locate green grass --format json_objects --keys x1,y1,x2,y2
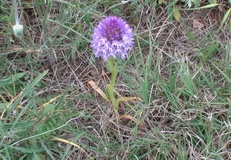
[{"x1": 0, "y1": 0, "x2": 231, "y2": 159}]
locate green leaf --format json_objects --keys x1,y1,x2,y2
[
  {"x1": 173, "y1": 7, "x2": 181, "y2": 21},
  {"x1": 2, "y1": 121, "x2": 35, "y2": 130},
  {"x1": 167, "y1": 4, "x2": 173, "y2": 22},
  {"x1": 219, "y1": 8, "x2": 231, "y2": 30},
  {"x1": 83, "y1": 13, "x2": 91, "y2": 26},
  {"x1": 40, "y1": 140, "x2": 56, "y2": 160},
  {"x1": 0, "y1": 102, "x2": 10, "y2": 111},
  {"x1": 0, "y1": 72, "x2": 26, "y2": 88},
  {"x1": 192, "y1": 3, "x2": 218, "y2": 9},
  {"x1": 158, "y1": 0, "x2": 164, "y2": 5},
  {"x1": 42, "y1": 104, "x2": 56, "y2": 115},
  {"x1": 9, "y1": 146, "x2": 43, "y2": 154},
  {"x1": 200, "y1": 3, "x2": 219, "y2": 9},
  {"x1": 212, "y1": 63, "x2": 231, "y2": 83},
  {"x1": 6, "y1": 70, "x2": 48, "y2": 130}
]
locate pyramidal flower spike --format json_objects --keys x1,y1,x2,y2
[
  {"x1": 91, "y1": 16, "x2": 134, "y2": 61},
  {"x1": 91, "y1": 16, "x2": 134, "y2": 110}
]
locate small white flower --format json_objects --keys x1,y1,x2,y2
[{"x1": 13, "y1": 24, "x2": 23, "y2": 37}]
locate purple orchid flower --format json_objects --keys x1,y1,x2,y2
[{"x1": 91, "y1": 16, "x2": 134, "y2": 61}]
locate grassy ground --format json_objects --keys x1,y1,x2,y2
[{"x1": 0, "y1": 0, "x2": 231, "y2": 159}]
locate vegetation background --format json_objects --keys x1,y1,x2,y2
[{"x1": 0, "y1": 0, "x2": 231, "y2": 159}]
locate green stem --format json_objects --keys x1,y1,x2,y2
[{"x1": 106, "y1": 58, "x2": 118, "y2": 109}]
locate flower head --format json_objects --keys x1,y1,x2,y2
[
  {"x1": 13, "y1": 24, "x2": 23, "y2": 37},
  {"x1": 91, "y1": 16, "x2": 134, "y2": 61}
]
